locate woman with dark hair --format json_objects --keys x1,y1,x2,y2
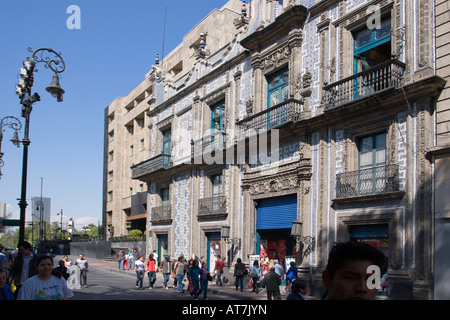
[{"x1": 17, "y1": 255, "x2": 73, "y2": 300}]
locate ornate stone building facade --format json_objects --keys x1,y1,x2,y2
[{"x1": 103, "y1": 0, "x2": 447, "y2": 299}]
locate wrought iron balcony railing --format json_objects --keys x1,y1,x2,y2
[
  {"x1": 151, "y1": 204, "x2": 172, "y2": 223},
  {"x1": 198, "y1": 196, "x2": 227, "y2": 218},
  {"x1": 236, "y1": 99, "x2": 302, "y2": 138},
  {"x1": 335, "y1": 164, "x2": 399, "y2": 198},
  {"x1": 323, "y1": 59, "x2": 406, "y2": 110},
  {"x1": 131, "y1": 153, "x2": 172, "y2": 179}
]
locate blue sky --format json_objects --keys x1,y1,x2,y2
[{"x1": 0, "y1": 0, "x2": 230, "y2": 231}]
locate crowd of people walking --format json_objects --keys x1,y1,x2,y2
[{"x1": 1, "y1": 240, "x2": 387, "y2": 300}]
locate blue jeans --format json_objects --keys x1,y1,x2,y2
[
  {"x1": 163, "y1": 273, "x2": 170, "y2": 288},
  {"x1": 235, "y1": 276, "x2": 244, "y2": 291},
  {"x1": 191, "y1": 279, "x2": 199, "y2": 299},
  {"x1": 148, "y1": 271, "x2": 156, "y2": 288},
  {"x1": 176, "y1": 274, "x2": 184, "y2": 292},
  {"x1": 199, "y1": 279, "x2": 208, "y2": 299},
  {"x1": 118, "y1": 259, "x2": 123, "y2": 270}
]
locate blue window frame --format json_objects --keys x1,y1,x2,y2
[
  {"x1": 210, "y1": 101, "x2": 225, "y2": 149},
  {"x1": 353, "y1": 18, "x2": 391, "y2": 74},
  {"x1": 162, "y1": 129, "x2": 171, "y2": 168},
  {"x1": 267, "y1": 68, "x2": 289, "y2": 129}
]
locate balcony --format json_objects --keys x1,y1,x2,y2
[
  {"x1": 151, "y1": 205, "x2": 172, "y2": 224},
  {"x1": 236, "y1": 99, "x2": 302, "y2": 138},
  {"x1": 335, "y1": 164, "x2": 401, "y2": 201},
  {"x1": 323, "y1": 59, "x2": 406, "y2": 110},
  {"x1": 131, "y1": 154, "x2": 172, "y2": 179},
  {"x1": 198, "y1": 196, "x2": 227, "y2": 220}
]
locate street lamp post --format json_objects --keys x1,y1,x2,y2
[
  {"x1": 16, "y1": 47, "x2": 66, "y2": 243},
  {"x1": 0, "y1": 116, "x2": 22, "y2": 178}
]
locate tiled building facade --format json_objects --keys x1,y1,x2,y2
[{"x1": 103, "y1": 0, "x2": 447, "y2": 299}]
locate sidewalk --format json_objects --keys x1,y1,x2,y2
[{"x1": 61, "y1": 254, "x2": 292, "y2": 300}]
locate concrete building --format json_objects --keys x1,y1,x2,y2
[
  {"x1": 431, "y1": 0, "x2": 450, "y2": 300},
  {"x1": 103, "y1": 0, "x2": 447, "y2": 299}
]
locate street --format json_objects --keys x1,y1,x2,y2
[{"x1": 62, "y1": 255, "x2": 283, "y2": 301}]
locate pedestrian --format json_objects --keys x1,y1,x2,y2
[
  {"x1": 75, "y1": 254, "x2": 89, "y2": 288},
  {"x1": 198, "y1": 261, "x2": 210, "y2": 300},
  {"x1": 63, "y1": 255, "x2": 72, "y2": 267},
  {"x1": 159, "y1": 255, "x2": 172, "y2": 289},
  {"x1": 132, "y1": 249, "x2": 139, "y2": 270},
  {"x1": 135, "y1": 255, "x2": 145, "y2": 290},
  {"x1": 250, "y1": 260, "x2": 262, "y2": 294},
  {"x1": 152, "y1": 250, "x2": 158, "y2": 264},
  {"x1": 116, "y1": 249, "x2": 125, "y2": 270},
  {"x1": 213, "y1": 255, "x2": 225, "y2": 286},
  {"x1": 188, "y1": 259, "x2": 200, "y2": 300},
  {"x1": 0, "y1": 267, "x2": 14, "y2": 300},
  {"x1": 286, "y1": 278, "x2": 309, "y2": 300},
  {"x1": 321, "y1": 241, "x2": 385, "y2": 300},
  {"x1": 55, "y1": 260, "x2": 70, "y2": 280},
  {"x1": 17, "y1": 254, "x2": 73, "y2": 300},
  {"x1": 0, "y1": 247, "x2": 6, "y2": 268},
  {"x1": 123, "y1": 250, "x2": 129, "y2": 270},
  {"x1": 174, "y1": 256, "x2": 186, "y2": 293},
  {"x1": 262, "y1": 267, "x2": 282, "y2": 300},
  {"x1": 186, "y1": 259, "x2": 194, "y2": 294},
  {"x1": 9, "y1": 241, "x2": 37, "y2": 298},
  {"x1": 273, "y1": 259, "x2": 284, "y2": 283},
  {"x1": 233, "y1": 258, "x2": 247, "y2": 292},
  {"x1": 146, "y1": 253, "x2": 157, "y2": 289},
  {"x1": 285, "y1": 261, "x2": 298, "y2": 291}
]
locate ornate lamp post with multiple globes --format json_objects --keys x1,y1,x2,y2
[{"x1": 15, "y1": 47, "x2": 66, "y2": 243}]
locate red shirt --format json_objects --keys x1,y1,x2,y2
[{"x1": 146, "y1": 259, "x2": 157, "y2": 272}]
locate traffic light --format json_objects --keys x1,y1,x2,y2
[
  {"x1": 68, "y1": 218, "x2": 73, "y2": 240},
  {"x1": 16, "y1": 58, "x2": 35, "y2": 101}
]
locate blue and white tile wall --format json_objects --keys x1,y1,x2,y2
[{"x1": 174, "y1": 174, "x2": 191, "y2": 257}]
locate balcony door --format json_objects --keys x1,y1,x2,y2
[
  {"x1": 162, "y1": 129, "x2": 171, "y2": 168},
  {"x1": 267, "y1": 68, "x2": 289, "y2": 129},
  {"x1": 210, "y1": 101, "x2": 225, "y2": 150},
  {"x1": 358, "y1": 132, "x2": 387, "y2": 194},
  {"x1": 353, "y1": 18, "x2": 392, "y2": 98},
  {"x1": 211, "y1": 174, "x2": 222, "y2": 213}
]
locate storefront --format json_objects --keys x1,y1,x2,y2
[
  {"x1": 350, "y1": 223, "x2": 389, "y2": 296},
  {"x1": 206, "y1": 232, "x2": 221, "y2": 270},
  {"x1": 157, "y1": 234, "x2": 168, "y2": 264},
  {"x1": 256, "y1": 195, "x2": 297, "y2": 269}
]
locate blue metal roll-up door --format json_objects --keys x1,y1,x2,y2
[
  {"x1": 256, "y1": 195, "x2": 297, "y2": 230},
  {"x1": 350, "y1": 224, "x2": 388, "y2": 239}
]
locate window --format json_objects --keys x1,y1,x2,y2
[
  {"x1": 358, "y1": 132, "x2": 387, "y2": 194},
  {"x1": 108, "y1": 191, "x2": 113, "y2": 201},
  {"x1": 130, "y1": 145, "x2": 134, "y2": 157},
  {"x1": 267, "y1": 68, "x2": 289, "y2": 108},
  {"x1": 210, "y1": 101, "x2": 225, "y2": 149},
  {"x1": 211, "y1": 101, "x2": 225, "y2": 132},
  {"x1": 162, "y1": 129, "x2": 171, "y2": 168},
  {"x1": 211, "y1": 174, "x2": 222, "y2": 213},
  {"x1": 108, "y1": 131, "x2": 114, "y2": 142},
  {"x1": 161, "y1": 187, "x2": 170, "y2": 206},
  {"x1": 108, "y1": 171, "x2": 113, "y2": 181},
  {"x1": 109, "y1": 151, "x2": 114, "y2": 162},
  {"x1": 140, "y1": 139, "x2": 145, "y2": 151},
  {"x1": 353, "y1": 18, "x2": 391, "y2": 73},
  {"x1": 211, "y1": 174, "x2": 222, "y2": 196}
]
